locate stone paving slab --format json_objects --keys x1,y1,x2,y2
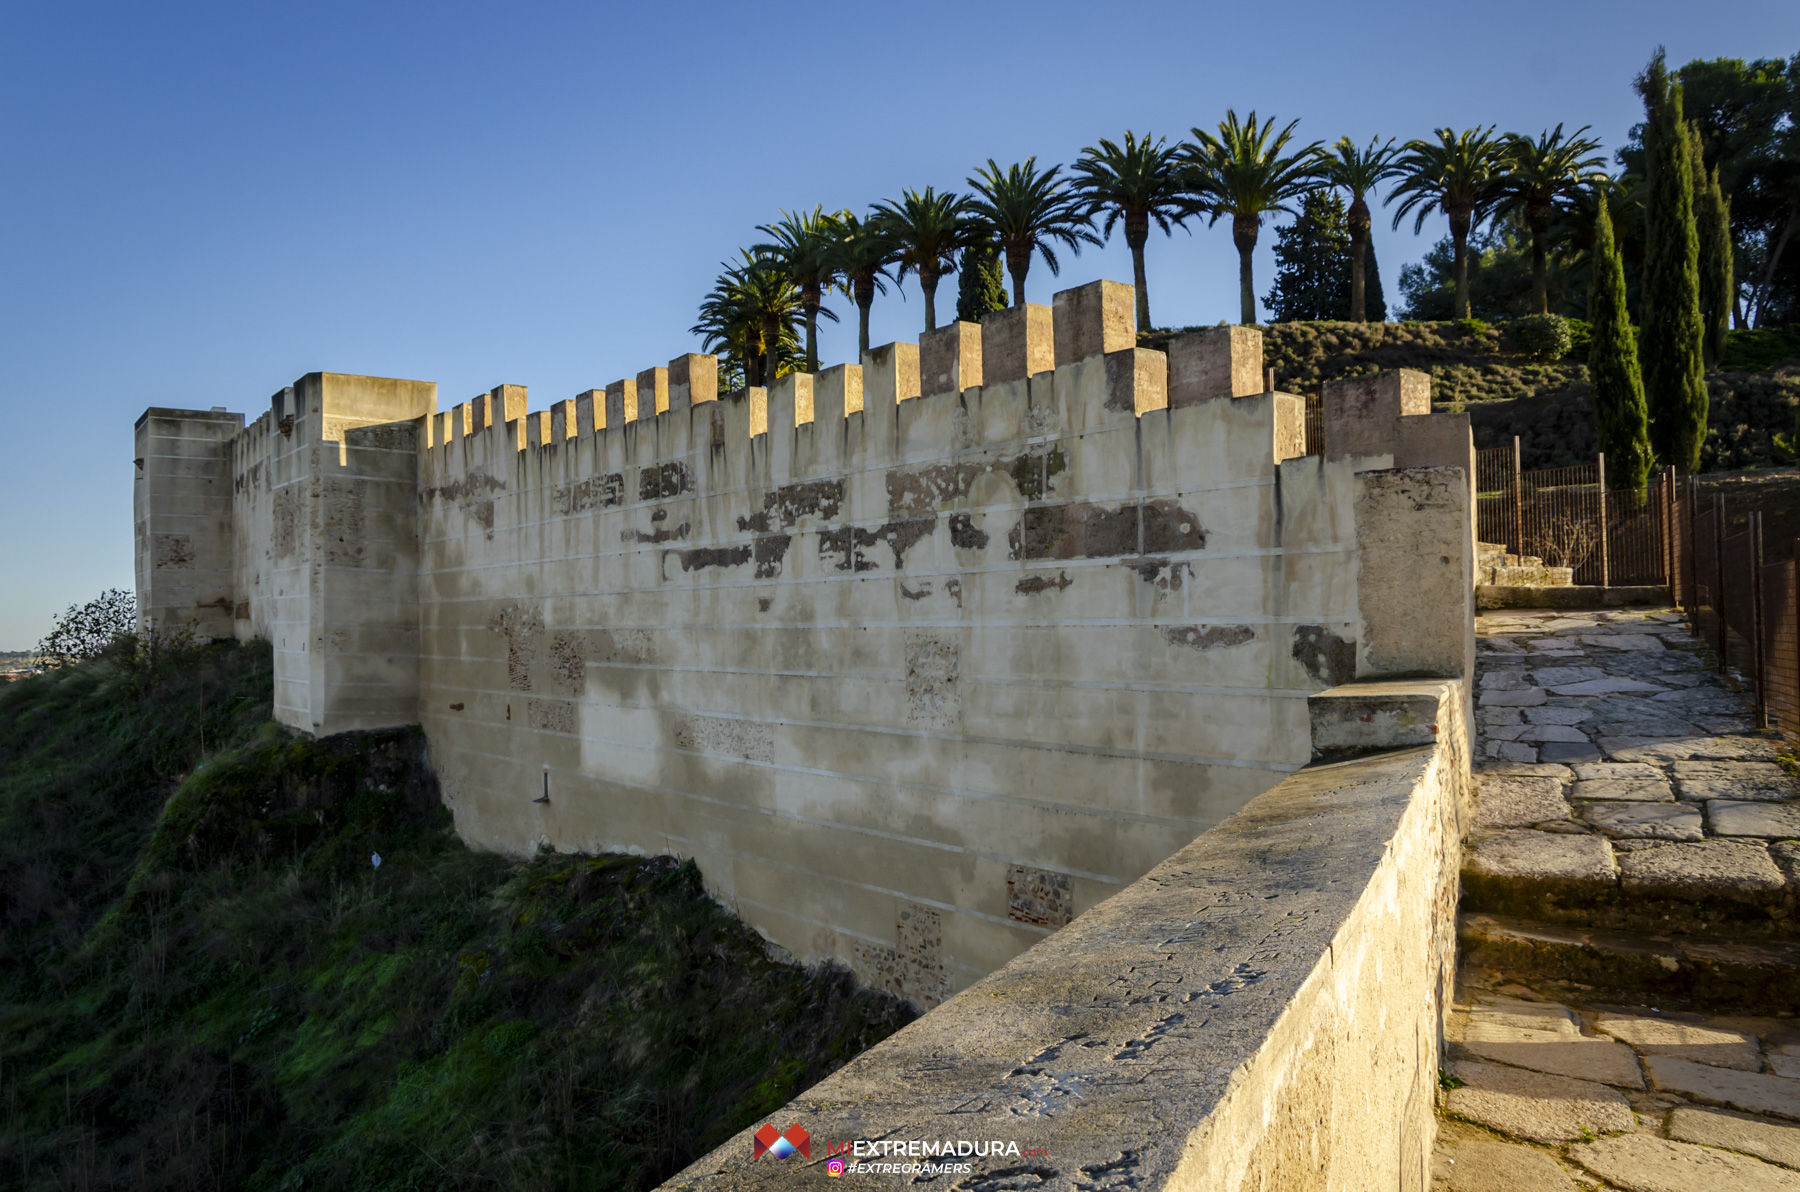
[
  {"x1": 1446, "y1": 1059, "x2": 1636, "y2": 1142},
  {"x1": 1573, "y1": 777, "x2": 1675, "y2": 801},
  {"x1": 1596, "y1": 1014, "x2": 1762, "y2": 1071},
  {"x1": 1669, "y1": 1106, "x2": 1800, "y2": 1168},
  {"x1": 1567, "y1": 1133, "x2": 1800, "y2": 1191},
  {"x1": 1582, "y1": 801, "x2": 1706, "y2": 841},
  {"x1": 1431, "y1": 1134, "x2": 1577, "y2": 1191},
  {"x1": 1646, "y1": 1054, "x2": 1800, "y2": 1118},
  {"x1": 1466, "y1": 831, "x2": 1618, "y2": 891},
  {"x1": 1617, "y1": 841, "x2": 1788, "y2": 903},
  {"x1": 1675, "y1": 762, "x2": 1799, "y2": 802},
  {"x1": 1476, "y1": 777, "x2": 1570, "y2": 829},
  {"x1": 1711, "y1": 801, "x2": 1800, "y2": 840}
]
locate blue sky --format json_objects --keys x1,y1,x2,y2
[{"x1": 2, "y1": 0, "x2": 1795, "y2": 650}]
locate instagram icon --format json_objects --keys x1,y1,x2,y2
[{"x1": 826, "y1": 1159, "x2": 846, "y2": 1177}]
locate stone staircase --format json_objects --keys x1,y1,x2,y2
[
  {"x1": 1476, "y1": 541, "x2": 1665, "y2": 610},
  {"x1": 1478, "y1": 541, "x2": 1575, "y2": 587}
]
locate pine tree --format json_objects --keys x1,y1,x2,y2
[
  {"x1": 955, "y1": 241, "x2": 1008, "y2": 323},
  {"x1": 1635, "y1": 51, "x2": 1709, "y2": 473},
  {"x1": 1690, "y1": 121, "x2": 1733, "y2": 369},
  {"x1": 1588, "y1": 200, "x2": 1653, "y2": 490},
  {"x1": 1264, "y1": 191, "x2": 1353, "y2": 322}
]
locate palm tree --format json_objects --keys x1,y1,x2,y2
[
  {"x1": 828, "y1": 212, "x2": 898, "y2": 358},
  {"x1": 872, "y1": 187, "x2": 970, "y2": 333},
  {"x1": 965, "y1": 158, "x2": 1098, "y2": 307},
  {"x1": 1389, "y1": 127, "x2": 1504, "y2": 320},
  {"x1": 1182, "y1": 110, "x2": 1322, "y2": 325},
  {"x1": 691, "y1": 251, "x2": 804, "y2": 389},
  {"x1": 1070, "y1": 132, "x2": 1188, "y2": 331},
  {"x1": 755, "y1": 207, "x2": 844, "y2": 373},
  {"x1": 1492, "y1": 125, "x2": 1607, "y2": 314},
  {"x1": 1316, "y1": 137, "x2": 1402, "y2": 322}
]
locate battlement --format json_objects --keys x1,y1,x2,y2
[{"x1": 134, "y1": 274, "x2": 1474, "y2": 1004}]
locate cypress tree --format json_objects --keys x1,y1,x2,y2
[
  {"x1": 1365, "y1": 234, "x2": 1388, "y2": 323},
  {"x1": 1588, "y1": 200, "x2": 1653, "y2": 490},
  {"x1": 1635, "y1": 51, "x2": 1709, "y2": 473},
  {"x1": 1690, "y1": 122, "x2": 1733, "y2": 370},
  {"x1": 955, "y1": 242, "x2": 1008, "y2": 323}
]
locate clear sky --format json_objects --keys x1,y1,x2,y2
[{"x1": 1, "y1": 0, "x2": 1795, "y2": 650}]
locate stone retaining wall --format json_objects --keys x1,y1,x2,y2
[{"x1": 664, "y1": 678, "x2": 1470, "y2": 1192}]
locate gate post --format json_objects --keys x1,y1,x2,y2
[
  {"x1": 1596, "y1": 453, "x2": 1610, "y2": 587},
  {"x1": 1511, "y1": 436, "x2": 1523, "y2": 556},
  {"x1": 1753, "y1": 511, "x2": 1767, "y2": 727},
  {"x1": 1717, "y1": 493, "x2": 1729, "y2": 673}
]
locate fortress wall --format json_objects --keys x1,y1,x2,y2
[
  {"x1": 408, "y1": 284, "x2": 1365, "y2": 1001},
  {"x1": 135, "y1": 406, "x2": 243, "y2": 638},
  {"x1": 135, "y1": 277, "x2": 1476, "y2": 1007}
]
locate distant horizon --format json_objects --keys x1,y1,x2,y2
[{"x1": 1, "y1": 0, "x2": 1795, "y2": 649}]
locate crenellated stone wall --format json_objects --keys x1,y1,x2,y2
[{"x1": 133, "y1": 278, "x2": 1475, "y2": 1006}]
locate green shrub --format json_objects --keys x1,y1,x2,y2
[
  {"x1": 1508, "y1": 314, "x2": 1574, "y2": 363},
  {"x1": 1564, "y1": 317, "x2": 1593, "y2": 359},
  {"x1": 1721, "y1": 327, "x2": 1800, "y2": 373},
  {"x1": 1455, "y1": 317, "x2": 1490, "y2": 339}
]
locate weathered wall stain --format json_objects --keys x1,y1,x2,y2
[
  {"x1": 819, "y1": 515, "x2": 937, "y2": 572},
  {"x1": 1292, "y1": 625, "x2": 1357, "y2": 687},
  {"x1": 753, "y1": 534, "x2": 791, "y2": 579},
  {"x1": 321, "y1": 479, "x2": 367, "y2": 566},
  {"x1": 638, "y1": 461, "x2": 695, "y2": 502},
  {"x1": 885, "y1": 449, "x2": 1066, "y2": 515},
  {"x1": 152, "y1": 533, "x2": 195, "y2": 569},
  {"x1": 1165, "y1": 624, "x2": 1256, "y2": 651},
  {"x1": 1127, "y1": 558, "x2": 1196, "y2": 591},
  {"x1": 527, "y1": 699, "x2": 575, "y2": 733},
  {"x1": 948, "y1": 514, "x2": 988, "y2": 550},
  {"x1": 552, "y1": 474, "x2": 625, "y2": 515},
  {"x1": 1016, "y1": 572, "x2": 1073, "y2": 595},
  {"x1": 1008, "y1": 500, "x2": 1204, "y2": 561},
  {"x1": 548, "y1": 631, "x2": 587, "y2": 695},
  {"x1": 738, "y1": 479, "x2": 844, "y2": 532},
  {"x1": 271, "y1": 489, "x2": 302, "y2": 560},
  {"x1": 425, "y1": 470, "x2": 505, "y2": 533},
  {"x1": 672, "y1": 545, "x2": 752, "y2": 573},
  {"x1": 899, "y1": 581, "x2": 933, "y2": 602},
  {"x1": 622, "y1": 522, "x2": 690, "y2": 545}
]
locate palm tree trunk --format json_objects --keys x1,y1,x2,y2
[
  {"x1": 1126, "y1": 215, "x2": 1150, "y2": 331},
  {"x1": 855, "y1": 275, "x2": 875, "y2": 357},
  {"x1": 1232, "y1": 213, "x2": 1260, "y2": 325},
  {"x1": 762, "y1": 312, "x2": 779, "y2": 390},
  {"x1": 1530, "y1": 215, "x2": 1550, "y2": 315},
  {"x1": 921, "y1": 266, "x2": 940, "y2": 333},
  {"x1": 1005, "y1": 242, "x2": 1031, "y2": 308},
  {"x1": 1450, "y1": 208, "x2": 1473, "y2": 320},
  {"x1": 802, "y1": 283, "x2": 821, "y2": 373},
  {"x1": 1348, "y1": 195, "x2": 1371, "y2": 323}
]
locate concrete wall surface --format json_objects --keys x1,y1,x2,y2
[{"x1": 662, "y1": 678, "x2": 1470, "y2": 1192}]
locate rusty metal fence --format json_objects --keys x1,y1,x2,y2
[
  {"x1": 1476, "y1": 438, "x2": 1673, "y2": 587},
  {"x1": 1671, "y1": 482, "x2": 1800, "y2": 735}
]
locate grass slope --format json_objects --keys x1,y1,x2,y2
[{"x1": 0, "y1": 641, "x2": 912, "y2": 1191}]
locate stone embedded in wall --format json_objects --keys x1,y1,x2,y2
[
  {"x1": 885, "y1": 448, "x2": 1067, "y2": 516},
  {"x1": 905, "y1": 632, "x2": 961, "y2": 729},
  {"x1": 1129, "y1": 558, "x2": 1195, "y2": 592},
  {"x1": 590, "y1": 628, "x2": 654, "y2": 665},
  {"x1": 152, "y1": 533, "x2": 196, "y2": 569},
  {"x1": 1293, "y1": 625, "x2": 1357, "y2": 688},
  {"x1": 548, "y1": 632, "x2": 586, "y2": 695},
  {"x1": 673, "y1": 714, "x2": 775, "y2": 763},
  {"x1": 321, "y1": 479, "x2": 367, "y2": 566},
  {"x1": 1016, "y1": 571, "x2": 1073, "y2": 595},
  {"x1": 488, "y1": 604, "x2": 542, "y2": 692},
  {"x1": 527, "y1": 699, "x2": 575, "y2": 733},
  {"x1": 1165, "y1": 625, "x2": 1255, "y2": 652},
  {"x1": 1007, "y1": 865, "x2": 1074, "y2": 928},
  {"x1": 552, "y1": 474, "x2": 625, "y2": 515},
  {"x1": 896, "y1": 902, "x2": 950, "y2": 1007},
  {"x1": 423, "y1": 470, "x2": 505, "y2": 535},
  {"x1": 948, "y1": 514, "x2": 988, "y2": 550}
]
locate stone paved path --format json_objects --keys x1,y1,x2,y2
[
  {"x1": 1435, "y1": 968, "x2": 1800, "y2": 1190},
  {"x1": 1468, "y1": 608, "x2": 1800, "y2": 901}
]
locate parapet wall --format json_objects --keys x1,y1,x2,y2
[
  {"x1": 665, "y1": 677, "x2": 1471, "y2": 1192},
  {"x1": 133, "y1": 278, "x2": 1476, "y2": 1005}
]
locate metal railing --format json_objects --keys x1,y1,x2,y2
[{"x1": 1476, "y1": 438, "x2": 1673, "y2": 587}]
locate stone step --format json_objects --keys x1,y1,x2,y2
[
  {"x1": 1459, "y1": 913, "x2": 1800, "y2": 1016},
  {"x1": 1478, "y1": 563, "x2": 1574, "y2": 587},
  {"x1": 1477, "y1": 584, "x2": 1672, "y2": 611}
]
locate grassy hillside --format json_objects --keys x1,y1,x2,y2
[{"x1": 0, "y1": 641, "x2": 911, "y2": 1191}]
